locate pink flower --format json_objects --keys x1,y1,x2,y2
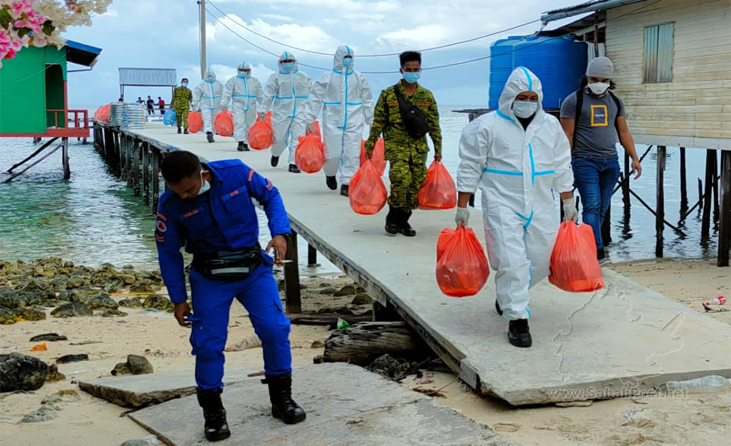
[{"x1": 9, "y1": 0, "x2": 33, "y2": 19}]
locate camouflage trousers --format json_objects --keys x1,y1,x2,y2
[
  {"x1": 174, "y1": 108, "x2": 189, "y2": 129},
  {"x1": 388, "y1": 153, "x2": 428, "y2": 211}
]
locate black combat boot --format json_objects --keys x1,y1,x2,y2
[
  {"x1": 271, "y1": 156, "x2": 280, "y2": 167},
  {"x1": 263, "y1": 373, "x2": 306, "y2": 424},
  {"x1": 206, "y1": 132, "x2": 215, "y2": 143},
  {"x1": 289, "y1": 164, "x2": 301, "y2": 174},
  {"x1": 237, "y1": 141, "x2": 246, "y2": 151},
  {"x1": 326, "y1": 176, "x2": 337, "y2": 190},
  {"x1": 398, "y1": 210, "x2": 416, "y2": 237},
  {"x1": 177, "y1": 126, "x2": 182, "y2": 134},
  {"x1": 340, "y1": 184, "x2": 349, "y2": 197},
  {"x1": 184, "y1": 128, "x2": 189, "y2": 134},
  {"x1": 508, "y1": 319, "x2": 532, "y2": 348},
  {"x1": 196, "y1": 388, "x2": 231, "y2": 442},
  {"x1": 385, "y1": 206, "x2": 399, "y2": 235}
]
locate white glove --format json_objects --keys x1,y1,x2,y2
[
  {"x1": 562, "y1": 198, "x2": 578, "y2": 222},
  {"x1": 306, "y1": 122, "x2": 314, "y2": 133},
  {"x1": 455, "y1": 207, "x2": 470, "y2": 227}
]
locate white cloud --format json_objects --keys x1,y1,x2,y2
[{"x1": 259, "y1": 13, "x2": 295, "y2": 22}]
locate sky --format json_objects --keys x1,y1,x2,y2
[{"x1": 62, "y1": 0, "x2": 587, "y2": 108}]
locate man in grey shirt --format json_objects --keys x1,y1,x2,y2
[{"x1": 560, "y1": 57, "x2": 642, "y2": 262}]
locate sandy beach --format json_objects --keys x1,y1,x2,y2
[{"x1": 1, "y1": 260, "x2": 729, "y2": 446}]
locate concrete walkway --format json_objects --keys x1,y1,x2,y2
[
  {"x1": 129, "y1": 363, "x2": 518, "y2": 446},
  {"x1": 125, "y1": 124, "x2": 731, "y2": 405}
]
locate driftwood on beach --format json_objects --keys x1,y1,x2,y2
[{"x1": 323, "y1": 321, "x2": 430, "y2": 366}]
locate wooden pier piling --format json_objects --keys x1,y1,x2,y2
[
  {"x1": 133, "y1": 139, "x2": 141, "y2": 197},
  {"x1": 702, "y1": 150, "x2": 714, "y2": 239},
  {"x1": 142, "y1": 143, "x2": 150, "y2": 206},
  {"x1": 719, "y1": 151, "x2": 731, "y2": 267},
  {"x1": 655, "y1": 146, "x2": 666, "y2": 258},
  {"x1": 151, "y1": 147, "x2": 160, "y2": 213},
  {"x1": 679, "y1": 147, "x2": 687, "y2": 215},
  {"x1": 308, "y1": 244, "x2": 318, "y2": 267},
  {"x1": 284, "y1": 231, "x2": 302, "y2": 314}
]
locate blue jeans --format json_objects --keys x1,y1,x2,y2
[
  {"x1": 572, "y1": 156, "x2": 620, "y2": 251},
  {"x1": 188, "y1": 260, "x2": 292, "y2": 390}
]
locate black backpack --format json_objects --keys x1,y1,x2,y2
[{"x1": 392, "y1": 84, "x2": 431, "y2": 139}]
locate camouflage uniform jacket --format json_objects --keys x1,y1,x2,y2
[
  {"x1": 365, "y1": 82, "x2": 442, "y2": 162},
  {"x1": 170, "y1": 86, "x2": 193, "y2": 111}
]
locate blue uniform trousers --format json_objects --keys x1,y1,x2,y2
[{"x1": 188, "y1": 260, "x2": 292, "y2": 390}]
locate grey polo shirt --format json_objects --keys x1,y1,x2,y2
[{"x1": 560, "y1": 89, "x2": 625, "y2": 159}]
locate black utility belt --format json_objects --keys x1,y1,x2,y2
[{"x1": 192, "y1": 244, "x2": 262, "y2": 281}]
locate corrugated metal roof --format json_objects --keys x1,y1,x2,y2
[
  {"x1": 65, "y1": 40, "x2": 102, "y2": 67},
  {"x1": 542, "y1": 0, "x2": 647, "y2": 23},
  {"x1": 118, "y1": 68, "x2": 177, "y2": 87}
]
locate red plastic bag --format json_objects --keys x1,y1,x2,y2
[
  {"x1": 418, "y1": 161, "x2": 457, "y2": 210},
  {"x1": 214, "y1": 110, "x2": 234, "y2": 137},
  {"x1": 248, "y1": 112, "x2": 274, "y2": 150},
  {"x1": 360, "y1": 139, "x2": 386, "y2": 176},
  {"x1": 188, "y1": 112, "x2": 204, "y2": 134},
  {"x1": 349, "y1": 160, "x2": 387, "y2": 215},
  {"x1": 295, "y1": 121, "x2": 325, "y2": 173},
  {"x1": 549, "y1": 222, "x2": 604, "y2": 292},
  {"x1": 436, "y1": 225, "x2": 490, "y2": 298}
]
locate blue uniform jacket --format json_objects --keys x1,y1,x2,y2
[{"x1": 155, "y1": 159, "x2": 290, "y2": 304}]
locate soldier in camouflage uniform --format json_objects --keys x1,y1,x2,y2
[
  {"x1": 365, "y1": 51, "x2": 442, "y2": 236},
  {"x1": 171, "y1": 78, "x2": 193, "y2": 134}
]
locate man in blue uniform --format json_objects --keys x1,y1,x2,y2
[{"x1": 155, "y1": 151, "x2": 306, "y2": 442}]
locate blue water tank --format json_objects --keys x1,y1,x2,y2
[{"x1": 489, "y1": 35, "x2": 588, "y2": 110}]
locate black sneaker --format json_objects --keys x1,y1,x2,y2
[
  {"x1": 184, "y1": 129, "x2": 189, "y2": 134},
  {"x1": 177, "y1": 127, "x2": 182, "y2": 134},
  {"x1": 508, "y1": 319, "x2": 532, "y2": 348},
  {"x1": 206, "y1": 132, "x2": 214, "y2": 143},
  {"x1": 271, "y1": 156, "x2": 280, "y2": 167},
  {"x1": 237, "y1": 141, "x2": 246, "y2": 152},
  {"x1": 242, "y1": 143, "x2": 250, "y2": 151},
  {"x1": 597, "y1": 248, "x2": 606, "y2": 265},
  {"x1": 289, "y1": 164, "x2": 301, "y2": 174},
  {"x1": 326, "y1": 176, "x2": 337, "y2": 190},
  {"x1": 495, "y1": 300, "x2": 503, "y2": 316},
  {"x1": 340, "y1": 184, "x2": 349, "y2": 197}
]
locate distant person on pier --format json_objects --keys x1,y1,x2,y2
[
  {"x1": 220, "y1": 61, "x2": 263, "y2": 152},
  {"x1": 192, "y1": 69, "x2": 224, "y2": 143},
  {"x1": 261, "y1": 51, "x2": 313, "y2": 174},
  {"x1": 456, "y1": 67, "x2": 576, "y2": 348},
  {"x1": 137, "y1": 96, "x2": 144, "y2": 106},
  {"x1": 158, "y1": 96, "x2": 165, "y2": 114},
  {"x1": 365, "y1": 51, "x2": 442, "y2": 236},
  {"x1": 155, "y1": 151, "x2": 306, "y2": 441},
  {"x1": 171, "y1": 78, "x2": 193, "y2": 134},
  {"x1": 302, "y1": 45, "x2": 374, "y2": 196},
  {"x1": 560, "y1": 56, "x2": 642, "y2": 263},
  {"x1": 146, "y1": 96, "x2": 155, "y2": 115}
]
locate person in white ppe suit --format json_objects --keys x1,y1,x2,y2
[
  {"x1": 302, "y1": 45, "x2": 373, "y2": 196},
  {"x1": 261, "y1": 51, "x2": 313, "y2": 174},
  {"x1": 192, "y1": 69, "x2": 224, "y2": 143},
  {"x1": 220, "y1": 62, "x2": 263, "y2": 152},
  {"x1": 455, "y1": 67, "x2": 577, "y2": 348}
]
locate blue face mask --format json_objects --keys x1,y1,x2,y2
[
  {"x1": 181, "y1": 82, "x2": 188, "y2": 87},
  {"x1": 342, "y1": 57, "x2": 353, "y2": 68},
  {"x1": 281, "y1": 62, "x2": 295, "y2": 72},
  {"x1": 198, "y1": 172, "x2": 210, "y2": 196},
  {"x1": 403, "y1": 72, "x2": 420, "y2": 84},
  {"x1": 237, "y1": 71, "x2": 250, "y2": 79}
]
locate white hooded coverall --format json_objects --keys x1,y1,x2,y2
[
  {"x1": 456, "y1": 67, "x2": 574, "y2": 320},
  {"x1": 221, "y1": 62, "x2": 263, "y2": 144},
  {"x1": 192, "y1": 70, "x2": 224, "y2": 134},
  {"x1": 261, "y1": 52, "x2": 313, "y2": 164},
  {"x1": 302, "y1": 45, "x2": 374, "y2": 184}
]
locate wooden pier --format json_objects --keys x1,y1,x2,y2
[{"x1": 92, "y1": 122, "x2": 730, "y2": 406}]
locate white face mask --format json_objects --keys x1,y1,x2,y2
[
  {"x1": 512, "y1": 101, "x2": 538, "y2": 119},
  {"x1": 198, "y1": 172, "x2": 210, "y2": 196},
  {"x1": 588, "y1": 82, "x2": 610, "y2": 95}
]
